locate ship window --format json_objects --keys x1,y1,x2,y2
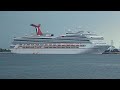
[
  {"x1": 28, "y1": 38, "x2": 52, "y2": 39},
  {"x1": 80, "y1": 45, "x2": 86, "y2": 47},
  {"x1": 51, "y1": 34, "x2": 54, "y2": 36},
  {"x1": 10, "y1": 46, "x2": 15, "y2": 48}
]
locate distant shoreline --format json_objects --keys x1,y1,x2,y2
[
  {"x1": 0, "y1": 52, "x2": 11, "y2": 53},
  {"x1": 0, "y1": 48, "x2": 11, "y2": 52}
]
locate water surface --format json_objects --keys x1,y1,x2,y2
[{"x1": 0, "y1": 53, "x2": 120, "y2": 79}]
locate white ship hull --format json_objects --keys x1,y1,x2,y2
[{"x1": 10, "y1": 45, "x2": 110, "y2": 54}]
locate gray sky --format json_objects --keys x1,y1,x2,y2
[{"x1": 0, "y1": 11, "x2": 120, "y2": 48}]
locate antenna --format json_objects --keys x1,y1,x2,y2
[
  {"x1": 77, "y1": 26, "x2": 82, "y2": 29},
  {"x1": 119, "y1": 42, "x2": 120, "y2": 49},
  {"x1": 109, "y1": 40, "x2": 115, "y2": 51},
  {"x1": 75, "y1": 26, "x2": 82, "y2": 31},
  {"x1": 111, "y1": 40, "x2": 113, "y2": 46},
  {"x1": 68, "y1": 29, "x2": 71, "y2": 32}
]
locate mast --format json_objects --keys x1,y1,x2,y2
[
  {"x1": 111, "y1": 40, "x2": 113, "y2": 47},
  {"x1": 109, "y1": 40, "x2": 115, "y2": 51}
]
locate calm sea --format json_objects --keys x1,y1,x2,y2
[{"x1": 0, "y1": 53, "x2": 120, "y2": 79}]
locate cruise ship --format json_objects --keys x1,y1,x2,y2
[{"x1": 10, "y1": 24, "x2": 110, "y2": 54}]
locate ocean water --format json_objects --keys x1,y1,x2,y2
[{"x1": 0, "y1": 53, "x2": 120, "y2": 79}]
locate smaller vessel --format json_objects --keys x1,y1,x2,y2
[{"x1": 102, "y1": 40, "x2": 120, "y2": 54}]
